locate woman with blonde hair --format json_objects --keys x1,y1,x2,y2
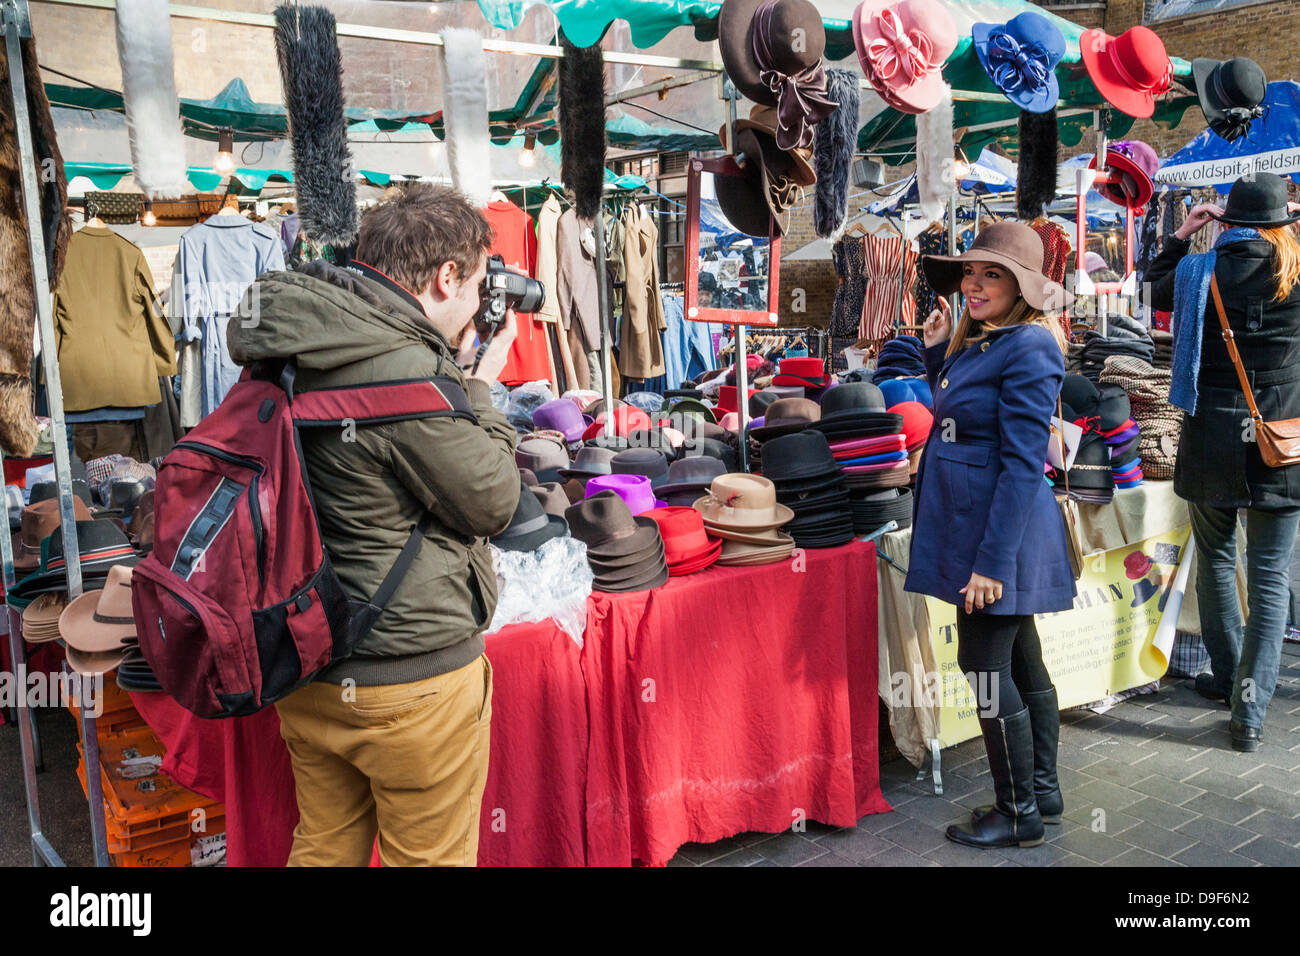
[
  {"x1": 1146, "y1": 172, "x2": 1300, "y2": 752},
  {"x1": 906, "y1": 221, "x2": 1077, "y2": 849}
]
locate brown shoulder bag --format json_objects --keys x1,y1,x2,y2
[{"x1": 1209, "y1": 275, "x2": 1300, "y2": 468}]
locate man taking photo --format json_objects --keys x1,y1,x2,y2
[{"x1": 228, "y1": 184, "x2": 521, "y2": 866}]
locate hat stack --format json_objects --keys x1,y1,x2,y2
[
  {"x1": 11, "y1": 497, "x2": 93, "y2": 574},
  {"x1": 22, "y1": 592, "x2": 68, "y2": 643},
  {"x1": 747, "y1": 397, "x2": 821, "y2": 472},
  {"x1": 876, "y1": 376, "x2": 933, "y2": 411},
  {"x1": 1058, "y1": 376, "x2": 1115, "y2": 504},
  {"x1": 1149, "y1": 329, "x2": 1173, "y2": 370},
  {"x1": 656, "y1": 455, "x2": 728, "y2": 508},
  {"x1": 1098, "y1": 385, "x2": 1143, "y2": 489},
  {"x1": 643, "y1": 507, "x2": 721, "y2": 575},
  {"x1": 1098, "y1": 356, "x2": 1182, "y2": 480},
  {"x1": 760, "y1": 431, "x2": 855, "y2": 548},
  {"x1": 812, "y1": 382, "x2": 909, "y2": 492},
  {"x1": 491, "y1": 481, "x2": 569, "y2": 553},
  {"x1": 8, "y1": 519, "x2": 141, "y2": 611},
  {"x1": 872, "y1": 336, "x2": 927, "y2": 380},
  {"x1": 58, "y1": 564, "x2": 139, "y2": 676},
  {"x1": 566, "y1": 491, "x2": 669, "y2": 593},
  {"x1": 611, "y1": 448, "x2": 670, "y2": 488},
  {"x1": 771, "y1": 357, "x2": 831, "y2": 390},
  {"x1": 693, "y1": 473, "x2": 796, "y2": 566},
  {"x1": 851, "y1": 488, "x2": 914, "y2": 534},
  {"x1": 516, "y1": 437, "x2": 570, "y2": 484},
  {"x1": 888, "y1": 401, "x2": 935, "y2": 476},
  {"x1": 1076, "y1": 313, "x2": 1155, "y2": 385}
]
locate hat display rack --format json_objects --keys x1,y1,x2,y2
[
  {"x1": 1, "y1": 0, "x2": 105, "y2": 867},
  {"x1": 6, "y1": 0, "x2": 1258, "y2": 861}
]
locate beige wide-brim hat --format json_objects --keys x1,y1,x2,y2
[
  {"x1": 922, "y1": 221, "x2": 1073, "y2": 312},
  {"x1": 693, "y1": 473, "x2": 794, "y2": 530},
  {"x1": 60, "y1": 563, "x2": 137, "y2": 653}
]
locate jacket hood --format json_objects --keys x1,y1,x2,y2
[{"x1": 228, "y1": 260, "x2": 454, "y2": 372}]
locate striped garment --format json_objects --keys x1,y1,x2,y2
[{"x1": 860, "y1": 234, "x2": 918, "y2": 342}]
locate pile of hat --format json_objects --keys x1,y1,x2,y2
[
  {"x1": 758, "y1": 431, "x2": 855, "y2": 548},
  {"x1": 643, "y1": 507, "x2": 722, "y2": 575},
  {"x1": 871, "y1": 336, "x2": 927, "y2": 381},
  {"x1": 490, "y1": 480, "x2": 569, "y2": 553},
  {"x1": 1072, "y1": 311, "x2": 1155, "y2": 385},
  {"x1": 747, "y1": 397, "x2": 821, "y2": 473},
  {"x1": 1057, "y1": 374, "x2": 1115, "y2": 503},
  {"x1": 565, "y1": 492, "x2": 668, "y2": 592},
  {"x1": 693, "y1": 473, "x2": 796, "y2": 565},
  {"x1": 1098, "y1": 356, "x2": 1182, "y2": 480},
  {"x1": 1098, "y1": 384, "x2": 1143, "y2": 489},
  {"x1": 813, "y1": 382, "x2": 910, "y2": 493},
  {"x1": 57, "y1": 564, "x2": 157, "y2": 685}
]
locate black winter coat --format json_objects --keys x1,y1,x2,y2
[{"x1": 1147, "y1": 235, "x2": 1300, "y2": 508}]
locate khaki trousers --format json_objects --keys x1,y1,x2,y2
[{"x1": 275, "y1": 655, "x2": 493, "y2": 867}]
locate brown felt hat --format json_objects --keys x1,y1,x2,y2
[
  {"x1": 718, "y1": 0, "x2": 826, "y2": 107},
  {"x1": 59, "y1": 563, "x2": 137, "y2": 653},
  {"x1": 922, "y1": 221, "x2": 1073, "y2": 313}
]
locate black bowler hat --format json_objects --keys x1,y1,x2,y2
[
  {"x1": 1192, "y1": 57, "x2": 1266, "y2": 143},
  {"x1": 760, "y1": 431, "x2": 843, "y2": 483},
  {"x1": 1067, "y1": 434, "x2": 1116, "y2": 494},
  {"x1": 1211, "y1": 173, "x2": 1300, "y2": 229}
]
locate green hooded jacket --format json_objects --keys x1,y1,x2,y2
[{"x1": 228, "y1": 261, "x2": 520, "y2": 686}]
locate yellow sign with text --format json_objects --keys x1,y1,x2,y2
[{"x1": 926, "y1": 525, "x2": 1193, "y2": 747}]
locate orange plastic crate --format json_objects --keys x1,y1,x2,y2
[
  {"x1": 65, "y1": 678, "x2": 147, "y2": 736},
  {"x1": 109, "y1": 819, "x2": 228, "y2": 868}
]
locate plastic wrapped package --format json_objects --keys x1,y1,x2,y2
[
  {"x1": 624, "y1": 391, "x2": 664, "y2": 415},
  {"x1": 506, "y1": 380, "x2": 556, "y2": 433},
  {"x1": 490, "y1": 380, "x2": 510, "y2": 414},
  {"x1": 487, "y1": 535, "x2": 592, "y2": 647}
]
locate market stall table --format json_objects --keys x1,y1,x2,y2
[{"x1": 128, "y1": 540, "x2": 889, "y2": 866}]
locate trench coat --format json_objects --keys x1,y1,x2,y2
[{"x1": 904, "y1": 322, "x2": 1077, "y2": 615}]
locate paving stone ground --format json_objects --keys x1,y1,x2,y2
[{"x1": 668, "y1": 642, "x2": 1300, "y2": 867}]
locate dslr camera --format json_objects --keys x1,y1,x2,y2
[{"x1": 474, "y1": 254, "x2": 546, "y2": 340}]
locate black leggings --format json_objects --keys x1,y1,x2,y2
[{"x1": 955, "y1": 611, "x2": 1054, "y2": 717}]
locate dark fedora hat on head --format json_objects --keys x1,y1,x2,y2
[
  {"x1": 1211, "y1": 173, "x2": 1300, "y2": 229},
  {"x1": 922, "y1": 220, "x2": 1072, "y2": 312},
  {"x1": 1192, "y1": 57, "x2": 1266, "y2": 143},
  {"x1": 491, "y1": 481, "x2": 568, "y2": 553},
  {"x1": 718, "y1": 0, "x2": 834, "y2": 149}
]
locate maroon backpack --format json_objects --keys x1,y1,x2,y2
[{"x1": 131, "y1": 363, "x2": 476, "y2": 718}]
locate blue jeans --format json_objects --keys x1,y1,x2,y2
[{"x1": 1187, "y1": 502, "x2": 1300, "y2": 729}]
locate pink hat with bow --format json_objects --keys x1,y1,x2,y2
[{"x1": 853, "y1": 0, "x2": 958, "y2": 115}]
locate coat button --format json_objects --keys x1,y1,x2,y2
[
  {"x1": 981, "y1": 342, "x2": 990, "y2": 352},
  {"x1": 940, "y1": 378, "x2": 949, "y2": 389}
]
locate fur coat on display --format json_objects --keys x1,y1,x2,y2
[
  {"x1": 0, "y1": 34, "x2": 70, "y2": 457},
  {"x1": 557, "y1": 35, "x2": 607, "y2": 221},
  {"x1": 813, "y1": 68, "x2": 859, "y2": 241},
  {"x1": 273, "y1": 4, "x2": 358, "y2": 249},
  {"x1": 115, "y1": 0, "x2": 188, "y2": 199},
  {"x1": 1016, "y1": 108, "x2": 1059, "y2": 221},
  {"x1": 439, "y1": 28, "x2": 492, "y2": 208},
  {"x1": 915, "y1": 83, "x2": 954, "y2": 225}
]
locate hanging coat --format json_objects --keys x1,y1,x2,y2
[{"x1": 619, "y1": 204, "x2": 667, "y2": 380}]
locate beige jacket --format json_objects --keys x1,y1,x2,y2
[{"x1": 618, "y1": 203, "x2": 667, "y2": 380}]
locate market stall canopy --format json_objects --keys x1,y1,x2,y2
[{"x1": 1157, "y1": 81, "x2": 1300, "y2": 190}]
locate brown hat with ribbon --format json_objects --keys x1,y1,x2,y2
[
  {"x1": 718, "y1": 0, "x2": 837, "y2": 150},
  {"x1": 12, "y1": 497, "x2": 93, "y2": 572},
  {"x1": 922, "y1": 221, "x2": 1073, "y2": 313}
]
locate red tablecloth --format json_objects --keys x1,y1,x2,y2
[{"x1": 128, "y1": 541, "x2": 888, "y2": 866}]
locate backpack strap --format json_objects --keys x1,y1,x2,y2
[
  {"x1": 290, "y1": 375, "x2": 479, "y2": 427},
  {"x1": 366, "y1": 513, "x2": 436, "y2": 616}
]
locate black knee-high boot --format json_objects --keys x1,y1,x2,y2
[
  {"x1": 1022, "y1": 686, "x2": 1062, "y2": 823},
  {"x1": 947, "y1": 708, "x2": 1044, "y2": 849}
]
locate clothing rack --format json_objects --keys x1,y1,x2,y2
[{"x1": 2, "y1": 0, "x2": 104, "y2": 867}]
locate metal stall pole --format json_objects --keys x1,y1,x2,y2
[
  {"x1": 2, "y1": 0, "x2": 103, "y2": 866},
  {"x1": 946, "y1": 193, "x2": 960, "y2": 316}
]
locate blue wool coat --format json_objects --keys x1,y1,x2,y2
[{"x1": 904, "y1": 323, "x2": 1077, "y2": 615}]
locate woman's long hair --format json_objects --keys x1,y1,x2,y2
[
  {"x1": 945, "y1": 296, "x2": 1068, "y2": 359},
  {"x1": 1258, "y1": 224, "x2": 1300, "y2": 302}
]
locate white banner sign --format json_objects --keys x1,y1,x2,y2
[{"x1": 1157, "y1": 147, "x2": 1300, "y2": 187}]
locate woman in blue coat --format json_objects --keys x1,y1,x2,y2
[{"x1": 905, "y1": 221, "x2": 1078, "y2": 850}]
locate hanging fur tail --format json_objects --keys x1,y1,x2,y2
[
  {"x1": 115, "y1": 0, "x2": 188, "y2": 199},
  {"x1": 814, "y1": 68, "x2": 859, "y2": 241},
  {"x1": 0, "y1": 33, "x2": 70, "y2": 456},
  {"x1": 1017, "y1": 108, "x2": 1059, "y2": 221},
  {"x1": 274, "y1": 4, "x2": 358, "y2": 249},
  {"x1": 557, "y1": 34, "x2": 607, "y2": 221},
  {"x1": 439, "y1": 28, "x2": 492, "y2": 208},
  {"x1": 915, "y1": 83, "x2": 955, "y2": 225}
]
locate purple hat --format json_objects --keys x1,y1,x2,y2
[
  {"x1": 584, "y1": 474, "x2": 666, "y2": 515},
  {"x1": 533, "y1": 399, "x2": 591, "y2": 443}
]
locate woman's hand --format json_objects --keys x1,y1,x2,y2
[
  {"x1": 1174, "y1": 203, "x2": 1224, "y2": 241},
  {"x1": 923, "y1": 296, "x2": 953, "y2": 349},
  {"x1": 959, "y1": 572, "x2": 1004, "y2": 614}
]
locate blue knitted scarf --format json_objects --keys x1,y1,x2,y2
[{"x1": 1169, "y1": 228, "x2": 1261, "y2": 413}]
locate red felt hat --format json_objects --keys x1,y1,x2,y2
[
  {"x1": 1088, "y1": 141, "x2": 1158, "y2": 211},
  {"x1": 714, "y1": 386, "x2": 758, "y2": 415},
  {"x1": 887, "y1": 400, "x2": 934, "y2": 452},
  {"x1": 582, "y1": 406, "x2": 651, "y2": 442},
  {"x1": 1079, "y1": 26, "x2": 1171, "y2": 120},
  {"x1": 643, "y1": 506, "x2": 719, "y2": 567},
  {"x1": 771, "y1": 356, "x2": 831, "y2": 388}
]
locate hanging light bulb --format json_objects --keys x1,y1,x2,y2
[
  {"x1": 518, "y1": 132, "x2": 537, "y2": 169},
  {"x1": 141, "y1": 200, "x2": 157, "y2": 227},
  {"x1": 214, "y1": 127, "x2": 236, "y2": 176}
]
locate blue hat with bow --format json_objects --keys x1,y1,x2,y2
[{"x1": 972, "y1": 12, "x2": 1065, "y2": 114}]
